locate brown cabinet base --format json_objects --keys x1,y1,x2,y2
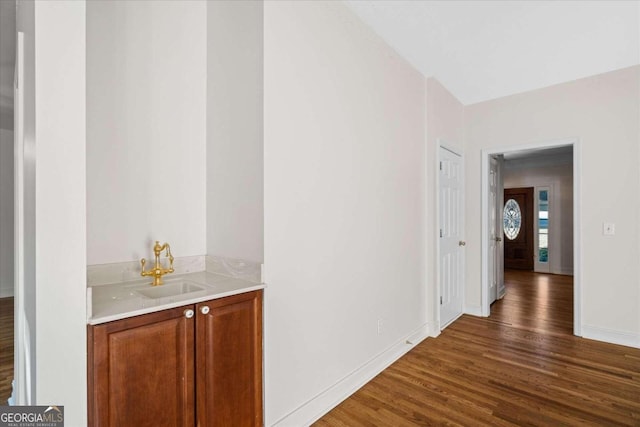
[{"x1": 88, "y1": 290, "x2": 263, "y2": 427}]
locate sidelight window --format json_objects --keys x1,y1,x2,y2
[{"x1": 538, "y1": 189, "x2": 549, "y2": 262}]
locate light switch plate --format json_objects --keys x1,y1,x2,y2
[{"x1": 603, "y1": 223, "x2": 615, "y2": 236}]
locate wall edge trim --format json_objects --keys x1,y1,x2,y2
[
  {"x1": 270, "y1": 323, "x2": 431, "y2": 427},
  {"x1": 581, "y1": 325, "x2": 640, "y2": 349},
  {"x1": 464, "y1": 305, "x2": 484, "y2": 317}
]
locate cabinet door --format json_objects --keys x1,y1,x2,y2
[
  {"x1": 88, "y1": 305, "x2": 195, "y2": 427},
  {"x1": 196, "y1": 290, "x2": 263, "y2": 427}
]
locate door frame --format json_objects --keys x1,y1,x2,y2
[
  {"x1": 436, "y1": 140, "x2": 465, "y2": 330},
  {"x1": 13, "y1": 31, "x2": 28, "y2": 405},
  {"x1": 481, "y1": 138, "x2": 582, "y2": 336}
]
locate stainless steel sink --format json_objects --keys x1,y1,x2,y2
[{"x1": 135, "y1": 280, "x2": 204, "y2": 299}]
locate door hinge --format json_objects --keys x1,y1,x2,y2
[
  {"x1": 439, "y1": 161, "x2": 442, "y2": 171},
  {"x1": 440, "y1": 229, "x2": 443, "y2": 238},
  {"x1": 440, "y1": 296, "x2": 443, "y2": 305}
]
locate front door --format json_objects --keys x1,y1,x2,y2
[
  {"x1": 439, "y1": 147, "x2": 464, "y2": 328},
  {"x1": 503, "y1": 187, "x2": 534, "y2": 270}
]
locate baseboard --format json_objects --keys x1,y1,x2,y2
[
  {"x1": 426, "y1": 320, "x2": 440, "y2": 338},
  {"x1": 558, "y1": 268, "x2": 574, "y2": 276},
  {"x1": 270, "y1": 323, "x2": 431, "y2": 427},
  {"x1": 581, "y1": 325, "x2": 640, "y2": 349},
  {"x1": 406, "y1": 324, "x2": 430, "y2": 345},
  {"x1": 464, "y1": 305, "x2": 483, "y2": 317}
]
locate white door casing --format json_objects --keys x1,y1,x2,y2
[{"x1": 439, "y1": 146, "x2": 464, "y2": 329}]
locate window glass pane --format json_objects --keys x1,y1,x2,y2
[
  {"x1": 538, "y1": 189, "x2": 548, "y2": 262},
  {"x1": 539, "y1": 190, "x2": 548, "y2": 202},
  {"x1": 503, "y1": 199, "x2": 521, "y2": 240}
]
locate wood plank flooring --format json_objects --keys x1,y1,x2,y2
[
  {"x1": 491, "y1": 270, "x2": 573, "y2": 336},
  {"x1": 0, "y1": 297, "x2": 13, "y2": 404},
  {"x1": 315, "y1": 271, "x2": 640, "y2": 426}
]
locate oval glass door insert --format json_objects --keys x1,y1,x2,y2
[{"x1": 503, "y1": 198, "x2": 522, "y2": 240}]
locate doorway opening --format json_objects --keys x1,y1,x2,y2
[{"x1": 481, "y1": 139, "x2": 581, "y2": 336}]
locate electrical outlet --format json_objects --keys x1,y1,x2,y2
[{"x1": 377, "y1": 318, "x2": 383, "y2": 335}]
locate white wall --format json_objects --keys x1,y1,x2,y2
[
  {"x1": 33, "y1": 1, "x2": 86, "y2": 423},
  {"x1": 87, "y1": 0, "x2": 207, "y2": 265},
  {"x1": 425, "y1": 77, "x2": 465, "y2": 328},
  {"x1": 0, "y1": 129, "x2": 13, "y2": 297},
  {"x1": 264, "y1": 2, "x2": 427, "y2": 424},
  {"x1": 207, "y1": 1, "x2": 264, "y2": 263},
  {"x1": 466, "y1": 66, "x2": 640, "y2": 344},
  {"x1": 504, "y1": 161, "x2": 573, "y2": 275}
]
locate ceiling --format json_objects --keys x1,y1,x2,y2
[
  {"x1": 502, "y1": 146, "x2": 574, "y2": 169},
  {"x1": 1, "y1": 1, "x2": 638, "y2": 115},
  {"x1": 344, "y1": 1, "x2": 640, "y2": 105},
  {"x1": 502, "y1": 145, "x2": 572, "y2": 161}
]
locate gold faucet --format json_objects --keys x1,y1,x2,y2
[{"x1": 140, "y1": 241, "x2": 175, "y2": 286}]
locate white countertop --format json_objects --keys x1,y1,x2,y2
[{"x1": 88, "y1": 271, "x2": 265, "y2": 325}]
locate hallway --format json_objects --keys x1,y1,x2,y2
[
  {"x1": 315, "y1": 271, "x2": 640, "y2": 426},
  {"x1": 492, "y1": 270, "x2": 573, "y2": 336}
]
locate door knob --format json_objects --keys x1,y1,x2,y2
[
  {"x1": 459, "y1": 241, "x2": 466, "y2": 246},
  {"x1": 495, "y1": 237, "x2": 502, "y2": 242},
  {"x1": 184, "y1": 309, "x2": 194, "y2": 319},
  {"x1": 200, "y1": 306, "x2": 210, "y2": 315}
]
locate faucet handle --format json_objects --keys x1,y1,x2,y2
[
  {"x1": 164, "y1": 244, "x2": 175, "y2": 272},
  {"x1": 140, "y1": 258, "x2": 149, "y2": 277}
]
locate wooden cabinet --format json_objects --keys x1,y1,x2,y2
[{"x1": 88, "y1": 290, "x2": 263, "y2": 427}]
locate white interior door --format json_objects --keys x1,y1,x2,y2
[
  {"x1": 488, "y1": 156, "x2": 505, "y2": 303},
  {"x1": 496, "y1": 157, "x2": 505, "y2": 299},
  {"x1": 439, "y1": 147, "x2": 464, "y2": 328},
  {"x1": 488, "y1": 158, "x2": 498, "y2": 304}
]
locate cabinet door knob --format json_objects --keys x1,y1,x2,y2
[
  {"x1": 459, "y1": 241, "x2": 466, "y2": 246},
  {"x1": 184, "y1": 309, "x2": 194, "y2": 319},
  {"x1": 200, "y1": 306, "x2": 210, "y2": 315}
]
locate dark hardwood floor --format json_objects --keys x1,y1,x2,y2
[
  {"x1": 491, "y1": 270, "x2": 573, "y2": 336},
  {"x1": 0, "y1": 297, "x2": 13, "y2": 404},
  {"x1": 315, "y1": 271, "x2": 640, "y2": 426}
]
